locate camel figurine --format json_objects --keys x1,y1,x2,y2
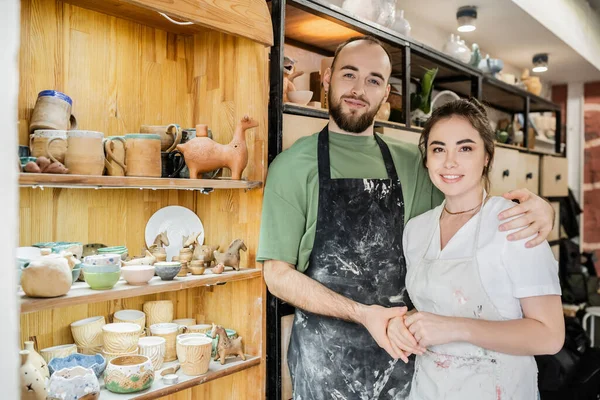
[
  {"x1": 210, "y1": 323, "x2": 245, "y2": 365},
  {"x1": 175, "y1": 116, "x2": 259, "y2": 180},
  {"x1": 153, "y1": 231, "x2": 169, "y2": 248},
  {"x1": 213, "y1": 239, "x2": 246, "y2": 271},
  {"x1": 122, "y1": 250, "x2": 156, "y2": 266},
  {"x1": 193, "y1": 244, "x2": 220, "y2": 267}
]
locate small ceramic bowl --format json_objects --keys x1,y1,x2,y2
[
  {"x1": 84, "y1": 270, "x2": 121, "y2": 290},
  {"x1": 47, "y1": 366, "x2": 100, "y2": 400},
  {"x1": 83, "y1": 253, "x2": 122, "y2": 266},
  {"x1": 98, "y1": 246, "x2": 128, "y2": 261},
  {"x1": 71, "y1": 264, "x2": 82, "y2": 283},
  {"x1": 104, "y1": 355, "x2": 154, "y2": 394},
  {"x1": 101, "y1": 346, "x2": 139, "y2": 363},
  {"x1": 81, "y1": 263, "x2": 121, "y2": 274},
  {"x1": 48, "y1": 353, "x2": 107, "y2": 378},
  {"x1": 40, "y1": 343, "x2": 77, "y2": 364},
  {"x1": 154, "y1": 262, "x2": 181, "y2": 281},
  {"x1": 121, "y1": 265, "x2": 155, "y2": 285},
  {"x1": 287, "y1": 90, "x2": 313, "y2": 105}
]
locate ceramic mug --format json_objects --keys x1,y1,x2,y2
[
  {"x1": 161, "y1": 150, "x2": 185, "y2": 178},
  {"x1": 177, "y1": 337, "x2": 212, "y2": 376},
  {"x1": 175, "y1": 333, "x2": 208, "y2": 365},
  {"x1": 113, "y1": 310, "x2": 146, "y2": 330},
  {"x1": 29, "y1": 90, "x2": 77, "y2": 133},
  {"x1": 48, "y1": 131, "x2": 105, "y2": 175},
  {"x1": 150, "y1": 323, "x2": 188, "y2": 362},
  {"x1": 125, "y1": 134, "x2": 161, "y2": 177},
  {"x1": 30, "y1": 130, "x2": 67, "y2": 163},
  {"x1": 140, "y1": 124, "x2": 181, "y2": 153},
  {"x1": 104, "y1": 136, "x2": 127, "y2": 176},
  {"x1": 71, "y1": 316, "x2": 106, "y2": 352},
  {"x1": 40, "y1": 343, "x2": 77, "y2": 364},
  {"x1": 138, "y1": 336, "x2": 166, "y2": 370},
  {"x1": 143, "y1": 300, "x2": 173, "y2": 327},
  {"x1": 102, "y1": 323, "x2": 143, "y2": 353}
]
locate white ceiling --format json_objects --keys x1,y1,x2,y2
[{"x1": 398, "y1": 0, "x2": 600, "y2": 84}]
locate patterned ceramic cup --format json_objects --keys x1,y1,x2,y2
[
  {"x1": 172, "y1": 318, "x2": 196, "y2": 327},
  {"x1": 143, "y1": 300, "x2": 173, "y2": 327},
  {"x1": 71, "y1": 316, "x2": 106, "y2": 351},
  {"x1": 83, "y1": 254, "x2": 122, "y2": 266},
  {"x1": 177, "y1": 337, "x2": 212, "y2": 376},
  {"x1": 104, "y1": 355, "x2": 154, "y2": 394},
  {"x1": 113, "y1": 310, "x2": 146, "y2": 330},
  {"x1": 138, "y1": 336, "x2": 166, "y2": 370},
  {"x1": 102, "y1": 323, "x2": 142, "y2": 354},
  {"x1": 150, "y1": 323, "x2": 187, "y2": 362},
  {"x1": 40, "y1": 343, "x2": 77, "y2": 364},
  {"x1": 187, "y1": 324, "x2": 212, "y2": 334}
]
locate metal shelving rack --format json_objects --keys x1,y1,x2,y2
[{"x1": 266, "y1": 1, "x2": 565, "y2": 398}]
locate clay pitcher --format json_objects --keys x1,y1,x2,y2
[
  {"x1": 125, "y1": 134, "x2": 161, "y2": 177},
  {"x1": 140, "y1": 124, "x2": 181, "y2": 153},
  {"x1": 29, "y1": 90, "x2": 77, "y2": 133},
  {"x1": 20, "y1": 350, "x2": 48, "y2": 400},
  {"x1": 48, "y1": 131, "x2": 105, "y2": 175},
  {"x1": 104, "y1": 136, "x2": 127, "y2": 176}
]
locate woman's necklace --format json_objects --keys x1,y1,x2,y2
[{"x1": 443, "y1": 196, "x2": 488, "y2": 216}]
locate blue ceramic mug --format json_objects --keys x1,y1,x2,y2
[{"x1": 29, "y1": 90, "x2": 77, "y2": 133}]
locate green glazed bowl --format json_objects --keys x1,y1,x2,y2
[{"x1": 84, "y1": 271, "x2": 121, "y2": 290}]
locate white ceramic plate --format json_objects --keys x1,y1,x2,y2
[{"x1": 145, "y1": 206, "x2": 204, "y2": 262}]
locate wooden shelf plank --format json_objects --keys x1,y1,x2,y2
[
  {"x1": 63, "y1": 0, "x2": 273, "y2": 46},
  {"x1": 19, "y1": 268, "x2": 262, "y2": 314},
  {"x1": 100, "y1": 357, "x2": 261, "y2": 400},
  {"x1": 19, "y1": 174, "x2": 262, "y2": 191}
]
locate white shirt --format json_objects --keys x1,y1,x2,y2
[{"x1": 403, "y1": 196, "x2": 562, "y2": 319}]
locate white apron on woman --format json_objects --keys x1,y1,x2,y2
[{"x1": 405, "y1": 195, "x2": 560, "y2": 400}]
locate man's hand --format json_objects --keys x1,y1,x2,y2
[
  {"x1": 499, "y1": 188, "x2": 554, "y2": 248},
  {"x1": 405, "y1": 312, "x2": 462, "y2": 348},
  {"x1": 358, "y1": 305, "x2": 408, "y2": 360},
  {"x1": 387, "y1": 316, "x2": 425, "y2": 363}
]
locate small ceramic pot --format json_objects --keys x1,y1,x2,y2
[
  {"x1": 150, "y1": 323, "x2": 187, "y2": 362},
  {"x1": 104, "y1": 355, "x2": 154, "y2": 394},
  {"x1": 138, "y1": 336, "x2": 166, "y2": 370},
  {"x1": 177, "y1": 264, "x2": 190, "y2": 277},
  {"x1": 125, "y1": 134, "x2": 161, "y2": 177},
  {"x1": 173, "y1": 318, "x2": 196, "y2": 327},
  {"x1": 71, "y1": 316, "x2": 106, "y2": 351},
  {"x1": 48, "y1": 131, "x2": 105, "y2": 175},
  {"x1": 177, "y1": 337, "x2": 212, "y2": 376},
  {"x1": 189, "y1": 260, "x2": 206, "y2": 275},
  {"x1": 187, "y1": 324, "x2": 212, "y2": 334},
  {"x1": 29, "y1": 90, "x2": 77, "y2": 133},
  {"x1": 121, "y1": 265, "x2": 155, "y2": 285},
  {"x1": 40, "y1": 343, "x2": 77, "y2": 365},
  {"x1": 48, "y1": 353, "x2": 107, "y2": 378},
  {"x1": 83, "y1": 253, "x2": 122, "y2": 266},
  {"x1": 84, "y1": 270, "x2": 121, "y2": 290},
  {"x1": 47, "y1": 366, "x2": 100, "y2": 400},
  {"x1": 179, "y1": 248, "x2": 193, "y2": 263},
  {"x1": 113, "y1": 310, "x2": 146, "y2": 330},
  {"x1": 154, "y1": 262, "x2": 181, "y2": 281},
  {"x1": 143, "y1": 300, "x2": 174, "y2": 327},
  {"x1": 102, "y1": 323, "x2": 142, "y2": 353},
  {"x1": 101, "y1": 346, "x2": 138, "y2": 364}
]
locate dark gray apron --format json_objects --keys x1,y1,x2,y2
[{"x1": 287, "y1": 126, "x2": 413, "y2": 400}]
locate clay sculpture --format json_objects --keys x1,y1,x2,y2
[
  {"x1": 283, "y1": 56, "x2": 304, "y2": 103},
  {"x1": 213, "y1": 239, "x2": 246, "y2": 271},
  {"x1": 175, "y1": 116, "x2": 258, "y2": 180},
  {"x1": 193, "y1": 244, "x2": 220, "y2": 267},
  {"x1": 210, "y1": 324, "x2": 245, "y2": 365},
  {"x1": 211, "y1": 263, "x2": 225, "y2": 275},
  {"x1": 24, "y1": 156, "x2": 68, "y2": 174},
  {"x1": 182, "y1": 232, "x2": 201, "y2": 250},
  {"x1": 153, "y1": 231, "x2": 169, "y2": 248},
  {"x1": 21, "y1": 255, "x2": 72, "y2": 298},
  {"x1": 122, "y1": 250, "x2": 156, "y2": 266}
]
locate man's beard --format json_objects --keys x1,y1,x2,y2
[{"x1": 328, "y1": 91, "x2": 383, "y2": 134}]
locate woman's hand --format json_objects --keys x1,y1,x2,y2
[
  {"x1": 387, "y1": 316, "x2": 425, "y2": 363},
  {"x1": 404, "y1": 312, "x2": 463, "y2": 348},
  {"x1": 499, "y1": 189, "x2": 554, "y2": 248}
]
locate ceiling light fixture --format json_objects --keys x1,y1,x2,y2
[
  {"x1": 532, "y1": 53, "x2": 549, "y2": 73},
  {"x1": 457, "y1": 6, "x2": 477, "y2": 32}
]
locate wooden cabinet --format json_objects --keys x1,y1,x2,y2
[
  {"x1": 541, "y1": 155, "x2": 569, "y2": 197},
  {"x1": 375, "y1": 126, "x2": 421, "y2": 145},
  {"x1": 517, "y1": 153, "x2": 540, "y2": 195},
  {"x1": 283, "y1": 113, "x2": 327, "y2": 150},
  {"x1": 489, "y1": 147, "x2": 519, "y2": 196}
]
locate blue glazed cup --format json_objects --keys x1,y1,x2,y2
[{"x1": 29, "y1": 90, "x2": 77, "y2": 132}]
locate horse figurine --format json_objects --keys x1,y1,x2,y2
[
  {"x1": 213, "y1": 239, "x2": 246, "y2": 271},
  {"x1": 182, "y1": 232, "x2": 201, "y2": 250},
  {"x1": 153, "y1": 231, "x2": 169, "y2": 248},
  {"x1": 193, "y1": 244, "x2": 220, "y2": 267},
  {"x1": 210, "y1": 323, "x2": 245, "y2": 365}
]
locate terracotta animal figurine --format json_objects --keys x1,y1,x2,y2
[
  {"x1": 153, "y1": 231, "x2": 169, "y2": 248},
  {"x1": 210, "y1": 324, "x2": 245, "y2": 365},
  {"x1": 182, "y1": 232, "x2": 201, "y2": 249},
  {"x1": 122, "y1": 250, "x2": 156, "y2": 266},
  {"x1": 176, "y1": 116, "x2": 259, "y2": 180},
  {"x1": 193, "y1": 244, "x2": 220, "y2": 267},
  {"x1": 211, "y1": 263, "x2": 225, "y2": 274},
  {"x1": 24, "y1": 156, "x2": 68, "y2": 174},
  {"x1": 283, "y1": 56, "x2": 304, "y2": 103},
  {"x1": 213, "y1": 239, "x2": 246, "y2": 271}
]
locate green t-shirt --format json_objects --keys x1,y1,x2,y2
[{"x1": 256, "y1": 130, "x2": 444, "y2": 272}]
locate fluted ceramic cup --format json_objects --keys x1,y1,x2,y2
[
  {"x1": 172, "y1": 318, "x2": 196, "y2": 328},
  {"x1": 150, "y1": 323, "x2": 187, "y2": 362},
  {"x1": 143, "y1": 300, "x2": 173, "y2": 327},
  {"x1": 102, "y1": 323, "x2": 142, "y2": 353},
  {"x1": 177, "y1": 337, "x2": 212, "y2": 376},
  {"x1": 187, "y1": 324, "x2": 212, "y2": 334},
  {"x1": 71, "y1": 316, "x2": 106, "y2": 352},
  {"x1": 113, "y1": 310, "x2": 146, "y2": 331},
  {"x1": 40, "y1": 343, "x2": 77, "y2": 364},
  {"x1": 138, "y1": 336, "x2": 166, "y2": 370}
]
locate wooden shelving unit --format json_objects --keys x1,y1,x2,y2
[
  {"x1": 19, "y1": 268, "x2": 262, "y2": 314},
  {"x1": 19, "y1": 173, "x2": 262, "y2": 191}
]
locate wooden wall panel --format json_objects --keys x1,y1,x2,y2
[{"x1": 18, "y1": 0, "x2": 268, "y2": 398}]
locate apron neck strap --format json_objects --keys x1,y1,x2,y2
[{"x1": 317, "y1": 125, "x2": 399, "y2": 182}]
